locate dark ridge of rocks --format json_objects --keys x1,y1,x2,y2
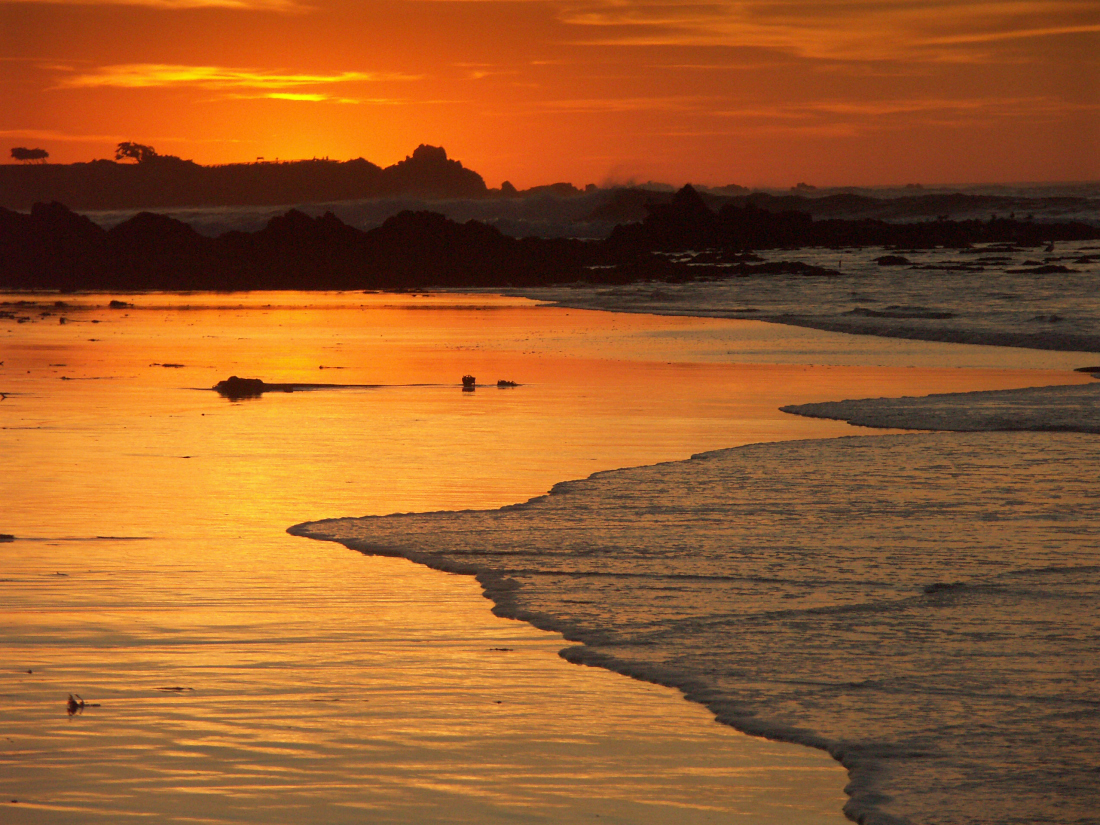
[
  {"x1": 605, "y1": 185, "x2": 1099, "y2": 254},
  {"x1": 3, "y1": 186, "x2": 1099, "y2": 292}
]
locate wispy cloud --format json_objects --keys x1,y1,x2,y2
[
  {"x1": 0, "y1": 128, "x2": 122, "y2": 142},
  {"x1": 58, "y1": 64, "x2": 420, "y2": 90},
  {"x1": 531, "y1": 94, "x2": 710, "y2": 113},
  {"x1": 704, "y1": 95, "x2": 1098, "y2": 133},
  {"x1": 512, "y1": 91, "x2": 1095, "y2": 138},
  {"x1": 257, "y1": 92, "x2": 335, "y2": 101},
  {"x1": 0, "y1": 128, "x2": 247, "y2": 147},
  {"x1": 919, "y1": 22, "x2": 1100, "y2": 46},
  {"x1": 5, "y1": 0, "x2": 306, "y2": 10},
  {"x1": 222, "y1": 91, "x2": 411, "y2": 104},
  {"x1": 555, "y1": 0, "x2": 1100, "y2": 62}
]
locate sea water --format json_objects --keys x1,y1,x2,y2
[
  {"x1": 517, "y1": 240, "x2": 1100, "y2": 355},
  {"x1": 1, "y1": 291, "x2": 1092, "y2": 823},
  {"x1": 295, "y1": 432, "x2": 1100, "y2": 825}
]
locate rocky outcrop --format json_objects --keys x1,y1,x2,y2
[
  {"x1": 2, "y1": 187, "x2": 1098, "y2": 292},
  {"x1": 0, "y1": 145, "x2": 485, "y2": 210}
]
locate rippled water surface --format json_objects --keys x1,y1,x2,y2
[
  {"x1": 1, "y1": 292, "x2": 1088, "y2": 823},
  {"x1": 299, "y1": 432, "x2": 1100, "y2": 825}
]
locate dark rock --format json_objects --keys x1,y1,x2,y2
[
  {"x1": 1007, "y1": 264, "x2": 1075, "y2": 274},
  {"x1": 0, "y1": 146, "x2": 486, "y2": 210},
  {"x1": 847, "y1": 306, "x2": 955, "y2": 320},
  {"x1": 3, "y1": 194, "x2": 1099, "y2": 293},
  {"x1": 213, "y1": 376, "x2": 270, "y2": 399},
  {"x1": 923, "y1": 582, "x2": 967, "y2": 594}
]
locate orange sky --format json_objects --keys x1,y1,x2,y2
[{"x1": 2, "y1": 0, "x2": 1098, "y2": 187}]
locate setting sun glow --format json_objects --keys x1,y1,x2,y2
[{"x1": 3, "y1": 0, "x2": 1097, "y2": 186}]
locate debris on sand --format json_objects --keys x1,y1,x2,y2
[{"x1": 66, "y1": 694, "x2": 100, "y2": 715}]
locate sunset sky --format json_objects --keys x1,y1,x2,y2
[{"x1": 2, "y1": 0, "x2": 1098, "y2": 188}]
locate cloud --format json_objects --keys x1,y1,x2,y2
[
  {"x1": 5, "y1": 0, "x2": 306, "y2": 10},
  {"x1": 0, "y1": 128, "x2": 246, "y2": 146},
  {"x1": 554, "y1": 0, "x2": 1100, "y2": 62},
  {"x1": 702, "y1": 94, "x2": 1099, "y2": 134},
  {"x1": 0, "y1": 128, "x2": 122, "y2": 142},
  {"x1": 513, "y1": 91, "x2": 1095, "y2": 139},
  {"x1": 58, "y1": 64, "x2": 420, "y2": 90},
  {"x1": 255, "y1": 92, "x2": 334, "y2": 101},
  {"x1": 919, "y1": 22, "x2": 1100, "y2": 46},
  {"x1": 531, "y1": 94, "x2": 709, "y2": 113},
  {"x1": 220, "y1": 91, "x2": 409, "y2": 104}
]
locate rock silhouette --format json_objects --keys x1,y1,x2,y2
[
  {"x1": 2, "y1": 187, "x2": 1097, "y2": 292},
  {"x1": 0, "y1": 145, "x2": 486, "y2": 211}
]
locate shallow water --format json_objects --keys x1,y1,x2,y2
[
  {"x1": 1, "y1": 292, "x2": 1089, "y2": 823},
  {"x1": 297, "y1": 432, "x2": 1100, "y2": 825},
  {"x1": 516, "y1": 240, "x2": 1100, "y2": 355}
]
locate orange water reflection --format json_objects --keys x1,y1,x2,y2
[{"x1": 0, "y1": 291, "x2": 1089, "y2": 824}]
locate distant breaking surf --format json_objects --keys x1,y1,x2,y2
[
  {"x1": 783, "y1": 383, "x2": 1100, "y2": 433},
  {"x1": 510, "y1": 240, "x2": 1100, "y2": 355},
  {"x1": 291, "y1": 260, "x2": 1100, "y2": 824}
]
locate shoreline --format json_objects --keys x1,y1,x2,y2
[
  {"x1": 288, "y1": 486, "x2": 889, "y2": 824},
  {"x1": 286, "y1": 296, "x2": 1098, "y2": 824},
  {"x1": 290, "y1": 427, "x2": 1100, "y2": 825},
  {"x1": 6, "y1": 288, "x2": 1091, "y2": 822}
]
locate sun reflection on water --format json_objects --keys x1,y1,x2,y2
[{"x1": 0, "y1": 291, "x2": 1088, "y2": 823}]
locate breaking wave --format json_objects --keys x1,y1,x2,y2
[{"x1": 291, "y1": 431, "x2": 1100, "y2": 825}]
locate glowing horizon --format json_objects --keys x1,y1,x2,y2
[{"x1": 2, "y1": 0, "x2": 1097, "y2": 188}]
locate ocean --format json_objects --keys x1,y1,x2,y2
[
  {"x1": 2, "y1": 283, "x2": 1095, "y2": 823},
  {"x1": 296, "y1": 431, "x2": 1100, "y2": 824}
]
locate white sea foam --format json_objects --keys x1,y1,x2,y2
[
  {"x1": 292, "y1": 431, "x2": 1100, "y2": 825},
  {"x1": 783, "y1": 382, "x2": 1100, "y2": 433},
  {"x1": 511, "y1": 240, "x2": 1100, "y2": 354}
]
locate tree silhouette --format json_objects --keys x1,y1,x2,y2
[
  {"x1": 11, "y1": 147, "x2": 49, "y2": 164},
  {"x1": 115, "y1": 142, "x2": 158, "y2": 164}
]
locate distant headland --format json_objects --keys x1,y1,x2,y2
[
  {"x1": 4, "y1": 144, "x2": 1099, "y2": 226},
  {"x1": 0, "y1": 143, "x2": 489, "y2": 211}
]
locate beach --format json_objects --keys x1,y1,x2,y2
[{"x1": 2, "y1": 287, "x2": 1095, "y2": 823}]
